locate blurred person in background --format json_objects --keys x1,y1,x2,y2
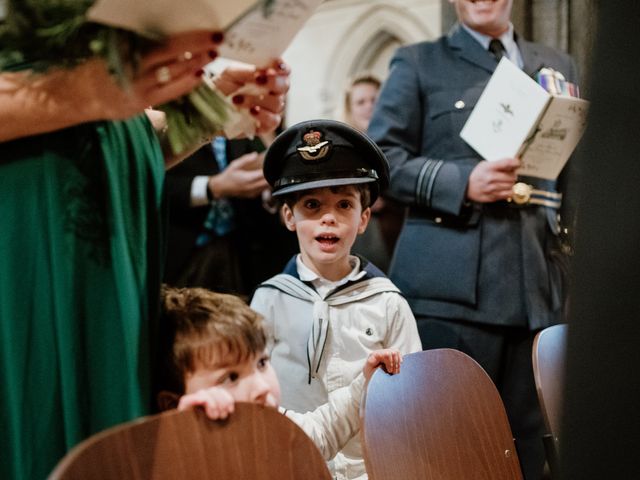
[{"x1": 343, "y1": 73, "x2": 405, "y2": 273}]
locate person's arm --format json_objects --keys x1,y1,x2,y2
[
  {"x1": 283, "y1": 349, "x2": 402, "y2": 460},
  {"x1": 0, "y1": 31, "x2": 218, "y2": 143},
  {"x1": 282, "y1": 376, "x2": 364, "y2": 461},
  {"x1": 207, "y1": 151, "x2": 268, "y2": 200},
  {"x1": 164, "y1": 143, "x2": 267, "y2": 214}
]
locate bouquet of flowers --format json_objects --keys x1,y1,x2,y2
[{"x1": 0, "y1": 0, "x2": 274, "y2": 154}]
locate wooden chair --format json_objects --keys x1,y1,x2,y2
[
  {"x1": 361, "y1": 348, "x2": 523, "y2": 480},
  {"x1": 49, "y1": 403, "x2": 331, "y2": 480},
  {"x1": 532, "y1": 323, "x2": 569, "y2": 478}
]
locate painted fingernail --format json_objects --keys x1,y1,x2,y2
[
  {"x1": 255, "y1": 73, "x2": 268, "y2": 85},
  {"x1": 268, "y1": 90, "x2": 277, "y2": 96},
  {"x1": 195, "y1": 69, "x2": 204, "y2": 77},
  {"x1": 232, "y1": 94, "x2": 245, "y2": 105},
  {"x1": 208, "y1": 50, "x2": 218, "y2": 60},
  {"x1": 250, "y1": 105, "x2": 261, "y2": 116},
  {"x1": 211, "y1": 32, "x2": 224, "y2": 44}
]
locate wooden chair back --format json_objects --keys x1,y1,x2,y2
[
  {"x1": 361, "y1": 349, "x2": 523, "y2": 480},
  {"x1": 49, "y1": 403, "x2": 331, "y2": 480},
  {"x1": 532, "y1": 323, "x2": 569, "y2": 477}
]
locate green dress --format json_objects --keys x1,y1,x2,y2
[{"x1": 0, "y1": 116, "x2": 165, "y2": 479}]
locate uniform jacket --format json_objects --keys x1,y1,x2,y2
[
  {"x1": 368, "y1": 24, "x2": 578, "y2": 329},
  {"x1": 251, "y1": 256, "x2": 421, "y2": 480}
]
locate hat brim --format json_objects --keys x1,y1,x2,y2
[{"x1": 272, "y1": 176, "x2": 376, "y2": 197}]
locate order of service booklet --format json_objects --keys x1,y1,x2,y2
[
  {"x1": 87, "y1": 0, "x2": 323, "y2": 66},
  {"x1": 459, "y1": 57, "x2": 589, "y2": 180}
]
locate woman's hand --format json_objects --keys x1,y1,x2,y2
[
  {"x1": 84, "y1": 31, "x2": 223, "y2": 121},
  {"x1": 214, "y1": 59, "x2": 290, "y2": 135}
]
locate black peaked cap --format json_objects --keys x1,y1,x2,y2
[{"x1": 263, "y1": 120, "x2": 390, "y2": 204}]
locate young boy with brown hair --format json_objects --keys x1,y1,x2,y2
[
  {"x1": 157, "y1": 285, "x2": 401, "y2": 462},
  {"x1": 251, "y1": 120, "x2": 422, "y2": 479}
]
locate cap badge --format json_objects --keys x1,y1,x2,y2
[{"x1": 297, "y1": 130, "x2": 331, "y2": 161}]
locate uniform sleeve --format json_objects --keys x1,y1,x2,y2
[
  {"x1": 383, "y1": 293, "x2": 422, "y2": 353},
  {"x1": 368, "y1": 46, "x2": 476, "y2": 217},
  {"x1": 282, "y1": 374, "x2": 365, "y2": 460}
]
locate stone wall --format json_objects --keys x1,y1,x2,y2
[{"x1": 283, "y1": 0, "x2": 441, "y2": 125}]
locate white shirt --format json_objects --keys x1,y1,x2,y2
[
  {"x1": 461, "y1": 22, "x2": 524, "y2": 69},
  {"x1": 297, "y1": 254, "x2": 366, "y2": 298}
]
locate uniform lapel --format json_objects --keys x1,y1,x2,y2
[
  {"x1": 518, "y1": 37, "x2": 546, "y2": 77},
  {"x1": 447, "y1": 23, "x2": 497, "y2": 74}
]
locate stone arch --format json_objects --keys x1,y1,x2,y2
[{"x1": 320, "y1": 4, "x2": 434, "y2": 117}]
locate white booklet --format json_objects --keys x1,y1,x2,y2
[
  {"x1": 459, "y1": 57, "x2": 589, "y2": 180},
  {"x1": 87, "y1": 0, "x2": 323, "y2": 66}
]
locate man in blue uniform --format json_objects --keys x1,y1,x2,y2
[{"x1": 368, "y1": 1, "x2": 579, "y2": 478}]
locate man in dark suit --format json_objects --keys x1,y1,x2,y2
[
  {"x1": 368, "y1": 1, "x2": 578, "y2": 478},
  {"x1": 164, "y1": 138, "x2": 297, "y2": 296}
]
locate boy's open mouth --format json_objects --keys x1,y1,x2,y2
[{"x1": 316, "y1": 233, "x2": 339, "y2": 245}]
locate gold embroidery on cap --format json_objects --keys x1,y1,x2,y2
[{"x1": 297, "y1": 130, "x2": 330, "y2": 160}]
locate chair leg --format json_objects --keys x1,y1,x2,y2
[{"x1": 542, "y1": 434, "x2": 560, "y2": 479}]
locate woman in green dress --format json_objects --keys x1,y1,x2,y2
[{"x1": 0, "y1": 31, "x2": 288, "y2": 479}]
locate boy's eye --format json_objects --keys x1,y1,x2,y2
[
  {"x1": 257, "y1": 355, "x2": 270, "y2": 370},
  {"x1": 303, "y1": 199, "x2": 320, "y2": 209},
  {"x1": 219, "y1": 371, "x2": 240, "y2": 385},
  {"x1": 338, "y1": 200, "x2": 352, "y2": 209}
]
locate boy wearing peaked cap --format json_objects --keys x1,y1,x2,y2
[{"x1": 251, "y1": 120, "x2": 421, "y2": 480}]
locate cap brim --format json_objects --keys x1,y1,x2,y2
[{"x1": 272, "y1": 176, "x2": 376, "y2": 197}]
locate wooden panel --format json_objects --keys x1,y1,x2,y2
[
  {"x1": 49, "y1": 403, "x2": 331, "y2": 480},
  {"x1": 361, "y1": 349, "x2": 523, "y2": 480}
]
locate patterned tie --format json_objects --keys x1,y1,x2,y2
[
  {"x1": 195, "y1": 137, "x2": 236, "y2": 247},
  {"x1": 488, "y1": 38, "x2": 506, "y2": 62}
]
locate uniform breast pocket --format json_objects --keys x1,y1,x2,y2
[{"x1": 427, "y1": 87, "x2": 485, "y2": 145}]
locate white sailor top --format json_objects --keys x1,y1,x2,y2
[{"x1": 251, "y1": 255, "x2": 422, "y2": 480}]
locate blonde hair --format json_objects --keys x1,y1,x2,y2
[{"x1": 160, "y1": 286, "x2": 267, "y2": 394}]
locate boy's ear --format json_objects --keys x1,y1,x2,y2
[
  {"x1": 282, "y1": 204, "x2": 297, "y2": 232},
  {"x1": 157, "y1": 390, "x2": 181, "y2": 412},
  {"x1": 358, "y1": 206, "x2": 372, "y2": 234}
]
